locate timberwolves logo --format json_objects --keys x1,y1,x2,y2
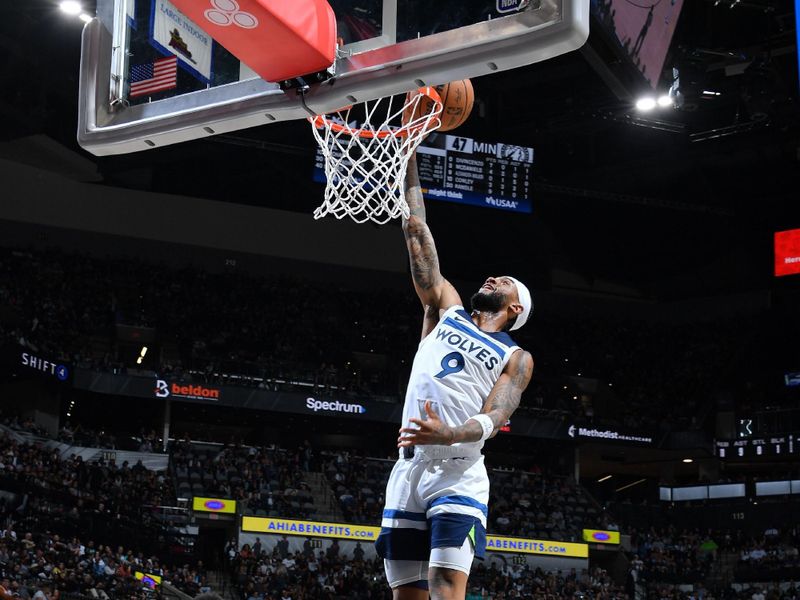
[{"x1": 498, "y1": 144, "x2": 534, "y2": 164}]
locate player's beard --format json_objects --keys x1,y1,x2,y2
[{"x1": 470, "y1": 289, "x2": 505, "y2": 314}]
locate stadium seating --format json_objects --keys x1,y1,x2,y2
[{"x1": 0, "y1": 245, "x2": 767, "y2": 431}]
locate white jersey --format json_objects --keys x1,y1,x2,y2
[{"x1": 401, "y1": 305, "x2": 522, "y2": 456}]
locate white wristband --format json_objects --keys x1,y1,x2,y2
[{"x1": 468, "y1": 414, "x2": 494, "y2": 442}]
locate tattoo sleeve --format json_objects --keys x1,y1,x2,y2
[
  {"x1": 402, "y1": 155, "x2": 444, "y2": 295},
  {"x1": 450, "y1": 351, "x2": 534, "y2": 443},
  {"x1": 405, "y1": 154, "x2": 426, "y2": 222}
]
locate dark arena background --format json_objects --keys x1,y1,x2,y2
[{"x1": 1, "y1": 0, "x2": 800, "y2": 599}]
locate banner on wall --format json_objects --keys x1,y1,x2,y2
[
  {"x1": 486, "y1": 535, "x2": 589, "y2": 558},
  {"x1": 242, "y1": 516, "x2": 380, "y2": 542},
  {"x1": 151, "y1": 0, "x2": 213, "y2": 82},
  {"x1": 241, "y1": 516, "x2": 589, "y2": 558},
  {"x1": 1, "y1": 344, "x2": 71, "y2": 383},
  {"x1": 72, "y1": 370, "x2": 663, "y2": 447}
]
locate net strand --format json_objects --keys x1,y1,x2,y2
[{"x1": 310, "y1": 89, "x2": 442, "y2": 224}]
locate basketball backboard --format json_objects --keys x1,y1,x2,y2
[{"x1": 78, "y1": 0, "x2": 589, "y2": 156}]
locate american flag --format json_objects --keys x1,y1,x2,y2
[{"x1": 129, "y1": 55, "x2": 178, "y2": 98}]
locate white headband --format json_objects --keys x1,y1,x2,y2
[{"x1": 503, "y1": 276, "x2": 532, "y2": 331}]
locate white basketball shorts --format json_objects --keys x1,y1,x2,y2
[{"x1": 375, "y1": 451, "x2": 489, "y2": 588}]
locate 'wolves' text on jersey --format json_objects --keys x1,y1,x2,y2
[{"x1": 401, "y1": 305, "x2": 521, "y2": 455}]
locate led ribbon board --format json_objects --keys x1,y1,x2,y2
[{"x1": 242, "y1": 517, "x2": 588, "y2": 558}]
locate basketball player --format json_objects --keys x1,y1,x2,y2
[{"x1": 375, "y1": 153, "x2": 534, "y2": 600}]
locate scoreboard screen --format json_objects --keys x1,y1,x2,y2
[
  {"x1": 415, "y1": 134, "x2": 533, "y2": 214},
  {"x1": 716, "y1": 434, "x2": 800, "y2": 459},
  {"x1": 313, "y1": 133, "x2": 534, "y2": 214}
]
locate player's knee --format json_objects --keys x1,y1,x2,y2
[{"x1": 428, "y1": 567, "x2": 464, "y2": 600}]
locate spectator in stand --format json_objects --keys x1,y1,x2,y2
[{"x1": 0, "y1": 245, "x2": 768, "y2": 432}]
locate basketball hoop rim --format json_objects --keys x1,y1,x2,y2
[{"x1": 309, "y1": 86, "x2": 443, "y2": 139}]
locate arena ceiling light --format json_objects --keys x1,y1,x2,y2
[
  {"x1": 635, "y1": 97, "x2": 657, "y2": 111},
  {"x1": 59, "y1": 0, "x2": 82, "y2": 15},
  {"x1": 682, "y1": 458, "x2": 694, "y2": 463},
  {"x1": 657, "y1": 95, "x2": 673, "y2": 108}
]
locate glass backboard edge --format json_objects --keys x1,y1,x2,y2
[{"x1": 78, "y1": 0, "x2": 589, "y2": 156}]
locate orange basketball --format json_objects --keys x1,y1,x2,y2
[{"x1": 405, "y1": 79, "x2": 474, "y2": 132}]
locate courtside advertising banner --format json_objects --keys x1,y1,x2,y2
[
  {"x1": 242, "y1": 517, "x2": 380, "y2": 542},
  {"x1": 582, "y1": 529, "x2": 621, "y2": 545},
  {"x1": 193, "y1": 497, "x2": 236, "y2": 514},
  {"x1": 242, "y1": 517, "x2": 588, "y2": 558},
  {"x1": 486, "y1": 535, "x2": 588, "y2": 558},
  {"x1": 151, "y1": 0, "x2": 213, "y2": 82}
]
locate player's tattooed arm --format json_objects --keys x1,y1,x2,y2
[
  {"x1": 478, "y1": 350, "x2": 534, "y2": 439},
  {"x1": 404, "y1": 153, "x2": 427, "y2": 222},
  {"x1": 402, "y1": 154, "x2": 461, "y2": 321},
  {"x1": 398, "y1": 351, "x2": 534, "y2": 447}
]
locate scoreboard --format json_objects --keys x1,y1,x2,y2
[
  {"x1": 415, "y1": 134, "x2": 533, "y2": 214},
  {"x1": 716, "y1": 434, "x2": 800, "y2": 459},
  {"x1": 313, "y1": 133, "x2": 534, "y2": 214}
]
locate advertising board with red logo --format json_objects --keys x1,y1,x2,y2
[
  {"x1": 775, "y1": 229, "x2": 800, "y2": 277},
  {"x1": 154, "y1": 379, "x2": 221, "y2": 401}
]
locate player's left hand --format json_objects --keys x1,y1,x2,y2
[{"x1": 398, "y1": 400, "x2": 455, "y2": 447}]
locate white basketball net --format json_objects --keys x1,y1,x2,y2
[{"x1": 309, "y1": 88, "x2": 443, "y2": 224}]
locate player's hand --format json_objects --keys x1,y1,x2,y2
[{"x1": 398, "y1": 400, "x2": 455, "y2": 447}]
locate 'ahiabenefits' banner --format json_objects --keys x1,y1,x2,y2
[
  {"x1": 242, "y1": 516, "x2": 380, "y2": 542},
  {"x1": 242, "y1": 517, "x2": 588, "y2": 558},
  {"x1": 486, "y1": 535, "x2": 588, "y2": 558},
  {"x1": 151, "y1": 0, "x2": 212, "y2": 82}
]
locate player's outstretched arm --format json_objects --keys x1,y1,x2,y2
[
  {"x1": 398, "y1": 350, "x2": 534, "y2": 446},
  {"x1": 403, "y1": 154, "x2": 461, "y2": 328}
]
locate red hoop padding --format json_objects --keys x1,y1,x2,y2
[
  {"x1": 170, "y1": 0, "x2": 336, "y2": 83},
  {"x1": 310, "y1": 87, "x2": 443, "y2": 138}
]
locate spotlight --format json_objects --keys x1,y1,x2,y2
[
  {"x1": 79, "y1": 13, "x2": 92, "y2": 22},
  {"x1": 682, "y1": 458, "x2": 694, "y2": 463},
  {"x1": 657, "y1": 95, "x2": 672, "y2": 108},
  {"x1": 635, "y1": 97, "x2": 657, "y2": 111},
  {"x1": 59, "y1": 0, "x2": 82, "y2": 15}
]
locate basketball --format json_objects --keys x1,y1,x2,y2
[{"x1": 406, "y1": 79, "x2": 475, "y2": 132}]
